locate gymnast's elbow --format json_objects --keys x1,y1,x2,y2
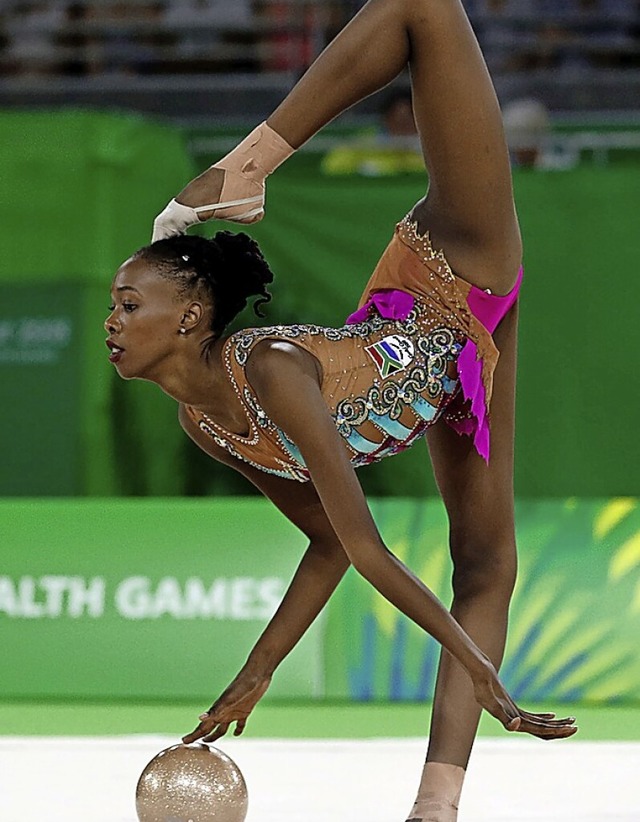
[{"x1": 341, "y1": 536, "x2": 389, "y2": 582}]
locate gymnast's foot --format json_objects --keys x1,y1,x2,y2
[
  {"x1": 151, "y1": 162, "x2": 263, "y2": 240},
  {"x1": 405, "y1": 762, "x2": 464, "y2": 822},
  {"x1": 152, "y1": 121, "x2": 295, "y2": 240},
  {"x1": 405, "y1": 797, "x2": 459, "y2": 822},
  {"x1": 175, "y1": 165, "x2": 225, "y2": 216}
]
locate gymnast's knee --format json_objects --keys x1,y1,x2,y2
[{"x1": 449, "y1": 532, "x2": 517, "y2": 603}]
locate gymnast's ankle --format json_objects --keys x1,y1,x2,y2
[
  {"x1": 203, "y1": 121, "x2": 294, "y2": 222},
  {"x1": 406, "y1": 761, "x2": 465, "y2": 822}
]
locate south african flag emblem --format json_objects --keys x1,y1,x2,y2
[{"x1": 365, "y1": 335, "x2": 415, "y2": 379}]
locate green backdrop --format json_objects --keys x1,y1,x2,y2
[
  {"x1": 1, "y1": 110, "x2": 638, "y2": 496},
  {"x1": 1, "y1": 498, "x2": 639, "y2": 704},
  {"x1": 0, "y1": 285, "x2": 82, "y2": 494},
  {"x1": 0, "y1": 498, "x2": 320, "y2": 700},
  {"x1": 0, "y1": 110, "x2": 195, "y2": 496}
]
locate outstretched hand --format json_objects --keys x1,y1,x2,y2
[
  {"x1": 183, "y1": 670, "x2": 272, "y2": 744},
  {"x1": 473, "y1": 659, "x2": 577, "y2": 740}
]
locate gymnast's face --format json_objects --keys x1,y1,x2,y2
[{"x1": 105, "y1": 257, "x2": 188, "y2": 380}]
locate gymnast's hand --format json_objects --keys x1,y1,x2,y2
[
  {"x1": 183, "y1": 668, "x2": 272, "y2": 744},
  {"x1": 472, "y1": 658, "x2": 578, "y2": 740},
  {"x1": 152, "y1": 121, "x2": 294, "y2": 241}
]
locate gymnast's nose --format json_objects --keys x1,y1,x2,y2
[{"x1": 104, "y1": 311, "x2": 120, "y2": 334}]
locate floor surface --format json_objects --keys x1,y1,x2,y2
[{"x1": 0, "y1": 735, "x2": 638, "y2": 822}]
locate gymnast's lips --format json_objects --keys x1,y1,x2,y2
[{"x1": 106, "y1": 339, "x2": 125, "y2": 363}]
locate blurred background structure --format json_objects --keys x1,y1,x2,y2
[
  {"x1": 1, "y1": 0, "x2": 639, "y2": 498},
  {"x1": 0, "y1": 4, "x2": 639, "y2": 819},
  {"x1": 1, "y1": 0, "x2": 639, "y2": 117}
]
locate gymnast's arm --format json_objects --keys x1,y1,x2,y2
[
  {"x1": 238, "y1": 342, "x2": 574, "y2": 740},
  {"x1": 178, "y1": 404, "x2": 351, "y2": 743}
]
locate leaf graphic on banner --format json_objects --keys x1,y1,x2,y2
[
  {"x1": 595, "y1": 498, "x2": 636, "y2": 540},
  {"x1": 503, "y1": 499, "x2": 640, "y2": 702},
  {"x1": 327, "y1": 498, "x2": 640, "y2": 702},
  {"x1": 610, "y1": 532, "x2": 640, "y2": 582}
]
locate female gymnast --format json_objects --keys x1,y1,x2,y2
[{"x1": 108, "y1": 1, "x2": 577, "y2": 818}]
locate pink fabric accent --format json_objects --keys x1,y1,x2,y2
[
  {"x1": 346, "y1": 289, "x2": 415, "y2": 325},
  {"x1": 447, "y1": 268, "x2": 523, "y2": 461},
  {"x1": 466, "y1": 267, "x2": 523, "y2": 333},
  {"x1": 345, "y1": 270, "x2": 523, "y2": 463},
  {"x1": 448, "y1": 338, "x2": 490, "y2": 460}
]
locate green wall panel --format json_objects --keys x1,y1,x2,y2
[
  {"x1": 0, "y1": 499, "x2": 318, "y2": 701},
  {"x1": 1, "y1": 498, "x2": 638, "y2": 706},
  {"x1": 1, "y1": 110, "x2": 637, "y2": 496},
  {"x1": 0, "y1": 284, "x2": 82, "y2": 494},
  {"x1": 0, "y1": 110, "x2": 195, "y2": 495},
  {"x1": 0, "y1": 110, "x2": 193, "y2": 283}
]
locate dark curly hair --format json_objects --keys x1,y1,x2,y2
[{"x1": 134, "y1": 231, "x2": 274, "y2": 345}]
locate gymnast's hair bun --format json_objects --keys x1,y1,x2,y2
[
  {"x1": 139, "y1": 230, "x2": 274, "y2": 338},
  {"x1": 212, "y1": 230, "x2": 274, "y2": 307}
]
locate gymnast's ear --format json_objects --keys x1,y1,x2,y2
[{"x1": 179, "y1": 300, "x2": 206, "y2": 332}]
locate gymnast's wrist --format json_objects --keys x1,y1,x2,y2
[
  {"x1": 464, "y1": 648, "x2": 494, "y2": 679},
  {"x1": 447, "y1": 630, "x2": 492, "y2": 679},
  {"x1": 244, "y1": 644, "x2": 281, "y2": 677}
]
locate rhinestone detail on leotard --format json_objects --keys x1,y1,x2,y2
[
  {"x1": 187, "y1": 215, "x2": 506, "y2": 478},
  {"x1": 190, "y1": 306, "x2": 464, "y2": 482}
]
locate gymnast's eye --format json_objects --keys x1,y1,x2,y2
[{"x1": 123, "y1": 302, "x2": 138, "y2": 312}]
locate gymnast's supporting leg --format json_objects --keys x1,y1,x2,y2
[
  {"x1": 409, "y1": 303, "x2": 519, "y2": 822},
  {"x1": 269, "y1": 6, "x2": 523, "y2": 817},
  {"x1": 271, "y1": 13, "x2": 522, "y2": 814}
]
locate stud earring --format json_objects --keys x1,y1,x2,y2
[{"x1": 179, "y1": 327, "x2": 187, "y2": 335}]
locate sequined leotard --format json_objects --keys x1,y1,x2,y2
[{"x1": 185, "y1": 216, "x2": 522, "y2": 481}]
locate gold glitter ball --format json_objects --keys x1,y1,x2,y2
[{"x1": 136, "y1": 743, "x2": 248, "y2": 822}]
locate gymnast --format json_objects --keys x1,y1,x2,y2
[{"x1": 107, "y1": 1, "x2": 577, "y2": 818}]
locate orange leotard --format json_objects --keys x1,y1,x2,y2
[{"x1": 186, "y1": 217, "x2": 521, "y2": 480}]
